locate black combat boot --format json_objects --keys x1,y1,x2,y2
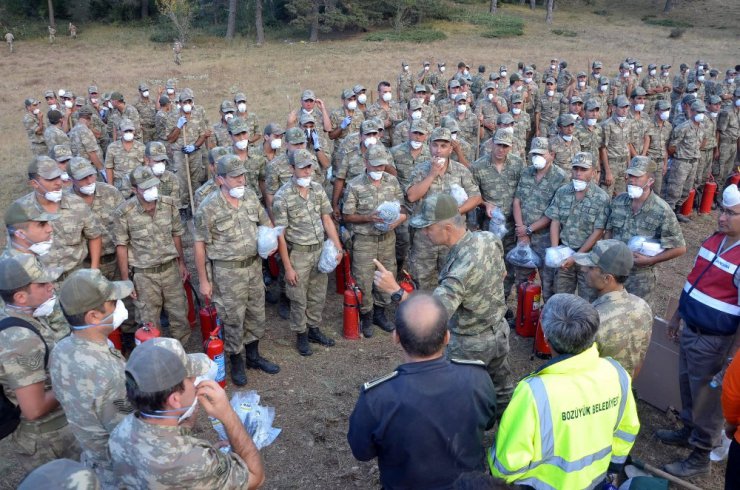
[
  {"x1": 663, "y1": 448, "x2": 710, "y2": 478},
  {"x1": 308, "y1": 326, "x2": 335, "y2": 346},
  {"x1": 373, "y1": 306, "x2": 395, "y2": 332},
  {"x1": 361, "y1": 312, "x2": 374, "y2": 338},
  {"x1": 229, "y1": 353, "x2": 247, "y2": 386},
  {"x1": 296, "y1": 332, "x2": 312, "y2": 356},
  {"x1": 244, "y1": 341, "x2": 280, "y2": 374}
]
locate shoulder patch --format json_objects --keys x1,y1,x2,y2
[
  {"x1": 450, "y1": 358, "x2": 486, "y2": 367},
  {"x1": 362, "y1": 371, "x2": 399, "y2": 391}
]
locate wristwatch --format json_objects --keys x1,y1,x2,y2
[
  {"x1": 391, "y1": 288, "x2": 405, "y2": 303},
  {"x1": 526, "y1": 225, "x2": 533, "y2": 236}
]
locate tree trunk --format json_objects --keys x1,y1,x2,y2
[
  {"x1": 309, "y1": 0, "x2": 319, "y2": 42},
  {"x1": 489, "y1": 0, "x2": 497, "y2": 14},
  {"x1": 255, "y1": 0, "x2": 264, "y2": 45},
  {"x1": 530, "y1": 0, "x2": 536, "y2": 9},
  {"x1": 141, "y1": 0, "x2": 148, "y2": 18},
  {"x1": 663, "y1": 0, "x2": 675, "y2": 12},
  {"x1": 545, "y1": 0, "x2": 554, "y2": 23},
  {"x1": 226, "y1": 0, "x2": 237, "y2": 39},
  {"x1": 47, "y1": 0, "x2": 55, "y2": 27}
]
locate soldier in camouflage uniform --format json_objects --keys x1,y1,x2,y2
[
  {"x1": 194, "y1": 155, "x2": 279, "y2": 385},
  {"x1": 374, "y1": 193, "x2": 514, "y2": 412},
  {"x1": 365, "y1": 81, "x2": 405, "y2": 148},
  {"x1": 406, "y1": 128, "x2": 481, "y2": 291},
  {"x1": 574, "y1": 239, "x2": 653, "y2": 375},
  {"x1": 715, "y1": 88, "x2": 740, "y2": 200},
  {"x1": 50, "y1": 269, "x2": 134, "y2": 486},
  {"x1": 145, "y1": 141, "x2": 180, "y2": 202},
  {"x1": 600, "y1": 95, "x2": 633, "y2": 196},
  {"x1": 69, "y1": 106, "x2": 104, "y2": 171},
  {"x1": 44, "y1": 110, "x2": 69, "y2": 152},
  {"x1": 109, "y1": 338, "x2": 264, "y2": 488},
  {"x1": 549, "y1": 114, "x2": 581, "y2": 171},
  {"x1": 642, "y1": 99, "x2": 673, "y2": 197},
  {"x1": 471, "y1": 129, "x2": 523, "y2": 301},
  {"x1": 534, "y1": 77, "x2": 561, "y2": 138},
  {"x1": 546, "y1": 152, "x2": 610, "y2": 302},
  {"x1": 273, "y1": 149, "x2": 341, "y2": 354},
  {"x1": 666, "y1": 100, "x2": 707, "y2": 219},
  {"x1": 343, "y1": 145, "x2": 406, "y2": 336},
  {"x1": 605, "y1": 157, "x2": 686, "y2": 304},
  {"x1": 23, "y1": 98, "x2": 47, "y2": 156},
  {"x1": 0, "y1": 254, "x2": 79, "y2": 476},
  {"x1": 108, "y1": 92, "x2": 142, "y2": 142},
  {"x1": 513, "y1": 138, "x2": 568, "y2": 301},
  {"x1": 194, "y1": 146, "x2": 230, "y2": 211},
  {"x1": 233, "y1": 92, "x2": 261, "y2": 145},
  {"x1": 113, "y1": 166, "x2": 190, "y2": 344},
  {"x1": 694, "y1": 95, "x2": 721, "y2": 208},
  {"x1": 477, "y1": 81, "x2": 509, "y2": 141},
  {"x1": 212, "y1": 100, "x2": 236, "y2": 148},
  {"x1": 134, "y1": 83, "x2": 157, "y2": 143},
  {"x1": 105, "y1": 118, "x2": 145, "y2": 197}
]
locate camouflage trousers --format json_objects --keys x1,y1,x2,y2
[
  {"x1": 555, "y1": 262, "x2": 596, "y2": 302},
  {"x1": 625, "y1": 266, "x2": 656, "y2": 306},
  {"x1": 212, "y1": 259, "x2": 265, "y2": 354},
  {"x1": 694, "y1": 149, "x2": 716, "y2": 210},
  {"x1": 173, "y1": 149, "x2": 206, "y2": 208},
  {"x1": 447, "y1": 318, "x2": 513, "y2": 417},
  {"x1": 394, "y1": 221, "x2": 410, "y2": 273},
  {"x1": 86, "y1": 253, "x2": 137, "y2": 334},
  {"x1": 30, "y1": 142, "x2": 48, "y2": 156},
  {"x1": 664, "y1": 158, "x2": 698, "y2": 210},
  {"x1": 408, "y1": 229, "x2": 448, "y2": 292},
  {"x1": 650, "y1": 158, "x2": 666, "y2": 197},
  {"x1": 133, "y1": 260, "x2": 190, "y2": 345},
  {"x1": 716, "y1": 138, "x2": 739, "y2": 198},
  {"x1": 352, "y1": 233, "x2": 396, "y2": 314},
  {"x1": 3, "y1": 412, "x2": 79, "y2": 476},
  {"x1": 285, "y1": 245, "x2": 328, "y2": 334},
  {"x1": 600, "y1": 155, "x2": 628, "y2": 197}
]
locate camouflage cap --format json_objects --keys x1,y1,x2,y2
[
  {"x1": 301, "y1": 89, "x2": 316, "y2": 101},
  {"x1": 145, "y1": 141, "x2": 169, "y2": 162},
  {"x1": 24, "y1": 98, "x2": 39, "y2": 107},
  {"x1": 17, "y1": 459, "x2": 99, "y2": 490},
  {"x1": 585, "y1": 99, "x2": 600, "y2": 111},
  {"x1": 690, "y1": 100, "x2": 706, "y2": 112},
  {"x1": 88, "y1": 85, "x2": 98, "y2": 94},
  {"x1": 570, "y1": 95, "x2": 583, "y2": 104},
  {"x1": 126, "y1": 337, "x2": 211, "y2": 393},
  {"x1": 630, "y1": 87, "x2": 647, "y2": 97},
  {"x1": 448, "y1": 79, "x2": 461, "y2": 89},
  {"x1": 288, "y1": 148, "x2": 316, "y2": 169},
  {"x1": 430, "y1": 127, "x2": 451, "y2": 142},
  {"x1": 557, "y1": 114, "x2": 577, "y2": 127},
  {"x1": 228, "y1": 117, "x2": 249, "y2": 135},
  {"x1": 655, "y1": 100, "x2": 671, "y2": 111},
  {"x1": 708, "y1": 95, "x2": 722, "y2": 105},
  {"x1": 220, "y1": 100, "x2": 236, "y2": 113},
  {"x1": 60, "y1": 268, "x2": 133, "y2": 316},
  {"x1": 119, "y1": 118, "x2": 135, "y2": 132},
  {"x1": 626, "y1": 155, "x2": 656, "y2": 177},
  {"x1": 341, "y1": 88, "x2": 354, "y2": 100},
  {"x1": 4, "y1": 200, "x2": 58, "y2": 226},
  {"x1": 592, "y1": 60, "x2": 603, "y2": 69},
  {"x1": 234, "y1": 92, "x2": 247, "y2": 103},
  {"x1": 216, "y1": 154, "x2": 246, "y2": 177},
  {"x1": 497, "y1": 112, "x2": 514, "y2": 125},
  {"x1": 44, "y1": 89, "x2": 55, "y2": 98},
  {"x1": 573, "y1": 239, "x2": 633, "y2": 276},
  {"x1": 365, "y1": 144, "x2": 389, "y2": 167},
  {"x1": 529, "y1": 137, "x2": 549, "y2": 155},
  {"x1": 264, "y1": 122, "x2": 285, "y2": 136},
  {"x1": 440, "y1": 117, "x2": 460, "y2": 132},
  {"x1": 614, "y1": 95, "x2": 630, "y2": 108},
  {"x1": 414, "y1": 84, "x2": 427, "y2": 93},
  {"x1": 51, "y1": 144, "x2": 73, "y2": 162},
  {"x1": 178, "y1": 88, "x2": 194, "y2": 102},
  {"x1": 360, "y1": 120, "x2": 379, "y2": 135},
  {"x1": 408, "y1": 98, "x2": 423, "y2": 111},
  {"x1": 208, "y1": 146, "x2": 230, "y2": 165},
  {"x1": 409, "y1": 119, "x2": 429, "y2": 134},
  {"x1": 299, "y1": 112, "x2": 316, "y2": 126},
  {"x1": 0, "y1": 254, "x2": 60, "y2": 290},
  {"x1": 138, "y1": 82, "x2": 149, "y2": 92},
  {"x1": 129, "y1": 166, "x2": 160, "y2": 189},
  {"x1": 285, "y1": 127, "x2": 307, "y2": 144},
  {"x1": 510, "y1": 93, "x2": 523, "y2": 104},
  {"x1": 353, "y1": 84, "x2": 366, "y2": 94},
  {"x1": 67, "y1": 156, "x2": 97, "y2": 180},
  {"x1": 493, "y1": 129, "x2": 513, "y2": 147},
  {"x1": 409, "y1": 193, "x2": 459, "y2": 229},
  {"x1": 545, "y1": 77, "x2": 556, "y2": 84},
  {"x1": 110, "y1": 91, "x2": 124, "y2": 102},
  {"x1": 29, "y1": 155, "x2": 63, "y2": 180},
  {"x1": 571, "y1": 152, "x2": 593, "y2": 168}
]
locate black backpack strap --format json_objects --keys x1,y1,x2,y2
[{"x1": 0, "y1": 317, "x2": 49, "y2": 368}]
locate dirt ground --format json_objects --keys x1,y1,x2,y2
[{"x1": 0, "y1": 0, "x2": 737, "y2": 487}]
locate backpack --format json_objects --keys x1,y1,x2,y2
[{"x1": 0, "y1": 316, "x2": 49, "y2": 440}]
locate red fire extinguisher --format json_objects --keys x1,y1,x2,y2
[
  {"x1": 205, "y1": 326, "x2": 226, "y2": 388},
  {"x1": 336, "y1": 251, "x2": 351, "y2": 295},
  {"x1": 534, "y1": 317, "x2": 551, "y2": 359},
  {"x1": 699, "y1": 178, "x2": 718, "y2": 214},
  {"x1": 135, "y1": 322, "x2": 161, "y2": 346},
  {"x1": 108, "y1": 328, "x2": 122, "y2": 351},
  {"x1": 680, "y1": 188, "x2": 696, "y2": 216},
  {"x1": 183, "y1": 278, "x2": 197, "y2": 329},
  {"x1": 199, "y1": 298, "x2": 218, "y2": 348},
  {"x1": 343, "y1": 282, "x2": 363, "y2": 340},
  {"x1": 516, "y1": 272, "x2": 541, "y2": 338}
]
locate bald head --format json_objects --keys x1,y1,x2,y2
[{"x1": 395, "y1": 293, "x2": 449, "y2": 357}]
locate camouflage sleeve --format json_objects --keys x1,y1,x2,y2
[
  {"x1": 342, "y1": 184, "x2": 358, "y2": 215},
  {"x1": 459, "y1": 166, "x2": 481, "y2": 197},
  {"x1": 0, "y1": 329, "x2": 47, "y2": 390},
  {"x1": 112, "y1": 206, "x2": 130, "y2": 246},
  {"x1": 658, "y1": 210, "x2": 686, "y2": 249},
  {"x1": 272, "y1": 191, "x2": 289, "y2": 229}
]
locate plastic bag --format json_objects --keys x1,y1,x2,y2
[
  {"x1": 627, "y1": 236, "x2": 664, "y2": 257},
  {"x1": 375, "y1": 201, "x2": 401, "y2": 233},
  {"x1": 506, "y1": 242, "x2": 542, "y2": 268},
  {"x1": 449, "y1": 184, "x2": 468, "y2": 206},
  {"x1": 488, "y1": 207, "x2": 508, "y2": 239},
  {"x1": 257, "y1": 226, "x2": 285, "y2": 259},
  {"x1": 545, "y1": 246, "x2": 575, "y2": 268},
  {"x1": 211, "y1": 390, "x2": 281, "y2": 451},
  {"x1": 318, "y1": 239, "x2": 340, "y2": 273}
]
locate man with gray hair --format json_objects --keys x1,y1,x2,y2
[{"x1": 489, "y1": 294, "x2": 640, "y2": 489}]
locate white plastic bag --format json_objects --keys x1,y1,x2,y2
[
  {"x1": 506, "y1": 242, "x2": 542, "y2": 268},
  {"x1": 449, "y1": 184, "x2": 468, "y2": 206},
  {"x1": 488, "y1": 207, "x2": 508, "y2": 239},
  {"x1": 375, "y1": 201, "x2": 401, "y2": 232},
  {"x1": 257, "y1": 226, "x2": 285, "y2": 259},
  {"x1": 318, "y1": 239, "x2": 340, "y2": 273},
  {"x1": 211, "y1": 390, "x2": 281, "y2": 451},
  {"x1": 545, "y1": 246, "x2": 575, "y2": 268}
]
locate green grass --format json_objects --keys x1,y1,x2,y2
[
  {"x1": 365, "y1": 27, "x2": 447, "y2": 43},
  {"x1": 551, "y1": 28, "x2": 577, "y2": 37},
  {"x1": 642, "y1": 15, "x2": 693, "y2": 28},
  {"x1": 452, "y1": 11, "x2": 524, "y2": 38}
]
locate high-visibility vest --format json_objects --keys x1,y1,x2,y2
[
  {"x1": 679, "y1": 233, "x2": 740, "y2": 336},
  {"x1": 489, "y1": 344, "x2": 640, "y2": 490}
]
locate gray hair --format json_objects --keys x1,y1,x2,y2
[{"x1": 541, "y1": 293, "x2": 599, "y2": 355}]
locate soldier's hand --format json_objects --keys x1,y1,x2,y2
[
  {"x1": 200, "y1": 280, "x2": 212, "y2": 302},
  {"x1": 196, "y1": 380, "x2": 231, "y2": 420},
  {"x1": 285, "y1": 267, "x2": 299, "y2": 287},
  {"x1": 373, "y1": 259, "x2": 400, "y2": 294}
]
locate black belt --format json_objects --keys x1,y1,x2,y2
[{"x1": 212, "y1": 257, "x2": 258, "y2": 269}]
